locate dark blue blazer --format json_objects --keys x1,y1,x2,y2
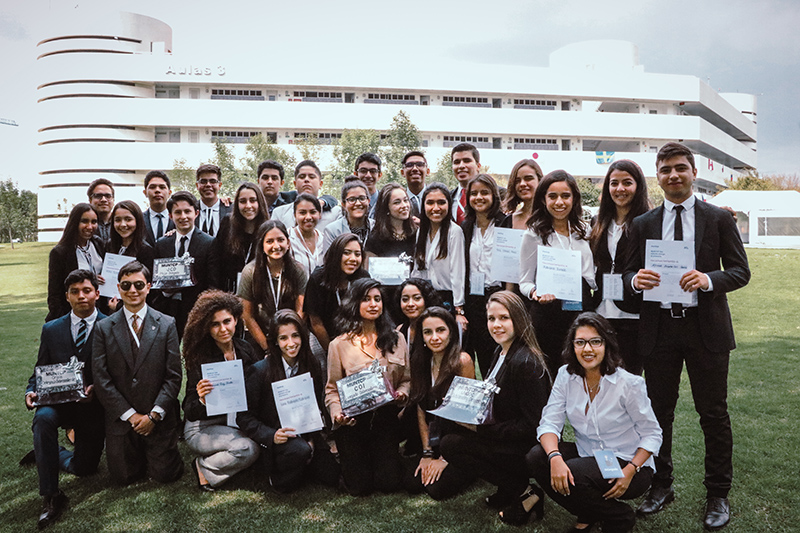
[{"x1": 143, "y1": 209, "x2": 175, "y2": 248}]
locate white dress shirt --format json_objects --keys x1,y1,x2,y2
[
  {"x1": 272, "y1": 200, "x2": 342, "y2": 232},
  {"x1": 199, "y1": 199, "x2": 221, "y2": 235},
  {"x1": 537, "y1": 365, "x2": 663, "y2": 469},
  {"x1": 148, "y1": 209, "x2": 169, "y2": 240},
  {"x1": 519, "y1": 228, "x2": 597, "y2": 300},
  {"x1": 173, "y1": 230, "x2": 193, "y2": 257},
  {"x1": 289, "y1": 226, "x2": 324, "y2": 278},
  {"x1": 410, "y1": 224, "x2": 466, "y2": 307},
  {"x1": 469, "y1": 221, "x2": 501, "y2": 290},
  {"x1": 596, "y1": 221, "x2": 638, "y2": 320},
  {"x1": 70, "y1": 309, "x2": 98, "y2": 341}
]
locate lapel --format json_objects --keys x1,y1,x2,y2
[
  {"x1": 110, "y1": 311, "x2": 136, "y2": 370},
  {"x1": 54, "y1": 315, "x2": 77, "y2": 360},
  {"x1": 651, "y1": 205, "x2": 666, "y2": 239},
  {"x1": 143, "y1": 209, "x2": 155, "y2": 241},
  {"x1": 187, "y1": 227, "x2": 204, "y2": 256},
  {"x1": 134, "y1": 310, "x2": 160, "y2": 374},
  {"x1": 694, "y1": 200, "x2": 707, "y2": 257}
]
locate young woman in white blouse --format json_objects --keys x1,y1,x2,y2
[
  {"x1": 588, "y1": 161, "x2": 650, "y2": 374},
  {"x1": 411, "y1": 182, "x2": 467, "y2": 331},
  {"x1": 289, "y1": 193, "x2": 324, "y2": 278},
  {"x1": 519, "y1": 170, "x2": 597, "y2": 377},
  {"x1": 526, "y1": 312, "x2": 662, "y2": 533}
]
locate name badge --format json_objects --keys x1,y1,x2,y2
[
  {"x1": 603, "y1": 273, "x2": 624, "y2": 301},
  {"x1": 593, "y1": 449, "x2": 625, "y2": 479},
  {"x1": 562, "y1": 300, "x2": 582, "y2": 311},
  {"x1": 469, "y1": 271, "x2": 485, "y2": 295},
  {"x1": 336, "y1": 360, "x2": 395, "y2": 417}
]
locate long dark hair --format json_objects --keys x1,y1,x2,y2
[
  {"x1": 414, "y1": 182, "x2": 453, "y2": 271},
  {"x1": 182, "y1": 290, "x2": 243, "y2": 370},
  {"x1": 502, "y1": 159, "x2": 543, "y2": 214},
  {"x1": 320, "y1": 233, "x2": 367, "y2": 291},
  {"x1": 229, "y1": 182, "x2": 269, "y2": 258},
  {"x1": 252, "y1": 220, "x2": 304, "y2": 320},
  {"x1": 372, "y1": 182, "x2": 416, "y2": 241},
  {"x1": 527, "y1": 170, "x2": 587, "y2": 244},
  {"x1": 335, "y1": 278, "x2": 399, "y2": 354},
  {"x1": 409, "y1": 307, "x2": 463, "y2": 407},
  {"x1": 109, "y1": 200, "x2": 146, "y2": 256},
  {"x1": 396, "y1": 278, "x2": 443, "y2": 327},
  {"x1": 563, "y1": 312, "x2": 622, "y2": 376},
  {"x1": 463, "y1": 174, "x2": 502, "y2": 228},
  {"x1": 589, "y1": 160, "x2": 650, "y2": 255},
  {"x1": 487, "y1": 291, "x2": 547, "y2": 373},
  {"x1": 58, "y1": 203, "x2": 98, "y2": 248},
  {"x1": 265, "y1": 309, "x2": 319, "y2": 385}
]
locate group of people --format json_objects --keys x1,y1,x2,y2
[{"x1": 25, "y1": 141, "x2": 749, "y2": 532}]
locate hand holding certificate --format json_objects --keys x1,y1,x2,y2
[
  {"x1": 33, "y1": 356, "x2": 88, "y2": 406},
  {"x1": 428, "y1": 376, "x2": 500, "y2": 425},
  {"x1": 643, "y1": 239, "x2": 695, "y2": 304},
  {"x1": 201, "y1": 360, "x2": 248, "y2": 416},
  {"x1": 272, "y1": 372, "x2": 324, "y2": 435},
  {"x1": 536, "y1": 245, "x2": 582, "y2": 301},
  {"x1": 491, "y1": 228, "x2": 525, "y2": 283},
  {"x1": 99, "y1": 253, "x2": 136, "y2": 298},
  {"x1": 336, "y1": 360, "x2": 396, "y2": 418}
]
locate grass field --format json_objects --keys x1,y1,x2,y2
[{"x1": 1, "y1": 243, "x2": 798, "y2": 532}]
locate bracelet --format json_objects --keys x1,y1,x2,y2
[
  {"x1": 547, "y1": 451, "x2": 562, "y2": 462},
  {"x1": 421, "y1": 449, "x2": 435, "y2": 458}
]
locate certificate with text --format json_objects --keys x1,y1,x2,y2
[
  {"x1": 536, "y1": 246, "x2": 582, "y2": 301},
  {"x1": 272, "y1": 372, "x2": 324, "y2": 435},
  {"x1": 491, "y1": 228, "x2": 524, "y2": 283},
  {"x1": 99, "y1": 253, "x2": 135, "y2": 298},
  {"x1": 643, "y1": 239, "x2": 695, "y2": 305},
  {"x1": 201, "y1": 360, "x2": 248, "y2": 416}
]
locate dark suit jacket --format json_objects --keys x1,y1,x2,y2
[
  {"x1": 214, "y1": 215, "x2": 258, "y2": 292},
  {"x1": 91, "y1": 307, "x2": 182, "y2": 435},
  {"x1": 27, "y1": 311, "x2": 108, "y2": 394},
  {"x1": 143, "y1": 209, "x2": 175, "y2": 248},
  {"x1": 46, "y1": 237, "x2": 106, "y2": 322},
  {"x1": 622, "y1": 201, "x2": 750, "y2": 356},
  {"x1": 153, "y1": 228, "x2": 220, "y2": 303},
  {"x1": 591, "y1": 226, "x2": 640, "y2": 314},
  {"x1": 461, "y1": 213, "x2": 509, "y2": 296},
  {"x1": 476, "y1": 339, "x2": 551, "y2": 454},
  {"x1": 194, "y1": 201, "x2": 232, "y2": 235}
]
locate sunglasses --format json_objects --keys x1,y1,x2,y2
[{"x1": 119, "y1": 280, "x2": 147, "y2": 291}]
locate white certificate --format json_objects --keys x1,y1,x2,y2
[
  {"x1": 201, "y1": 360, "x2": 248, "y2": 416},
  {"x1": 536, "y1": 245, "x2": 582, "y2": 301},
  {"x1": 272, "y1": 372, "x2": 324, "y2": 435},
  {"x1": 368, "y1": 256, "x2": 410, "y2": 285},
  {"x1": 99, "y1": 253, "x2": 135, "y2": 298},
  {"x1": 490, "y1": 228, "x2": 524, "y2": 283},
  {"x1": 643, "y1": 239, "x2": 695, "y2": 305}
]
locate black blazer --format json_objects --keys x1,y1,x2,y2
[
  {"x1": 591, "y1": 225, "x2": 640, "y2": 314},
  {"x1": 143, "y1": 209, "x2": 175, "y2": 248},
  {"x1": 153, "y1": 228, "x2": 220, "y2": 302},
  {"x1": 214, "y1": 215, "x2": 258, "y2": 292},
  {"x1": 623, "y1": 201, "x2": 750, "y2": 356},
  {"x1": 183, "y1": 338, "x2": 260, "y2": 422},
  {"x1": 476, "y1": 339, "x2": 551, "y2": 454},
  {"x1": 46, "y1": 237, "x2": 106, "y2": 322},
  {"x1": 194, "y1": 202, "x2": 232, "y2": 235},
  {"x1": 27, "y1": 311, "x2": 108, "y2": 394},
  {"x1": 461, "y1": 213, "x2": 509, "y2": 296}
]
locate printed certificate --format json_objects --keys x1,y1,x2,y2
[
  {"x1": 272, "y1": 372, "x2": 324, "y2": 435},
  {"x1": 201, "y1": 360, "x2": 248, "y2": 416},
  {"x1": 643, "y1": 239, "x2": 695, "y2": 305},
  {"x1": 536, "y1": 245, "x2": 582, "y2": 301}
]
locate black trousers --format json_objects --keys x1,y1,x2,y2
[
  {"x1": 334, "y1": 404, "x2": 402, "y2": 496},
  {"x1": 105, "y1": 421, "x2": 184, "y2": 485},
  {"x1": 253, "y1": 433, "x2": 339, "y2": 492},
  {"x1": 607, "y1": 318, "x2": 642, "y2": 375},
  {"x1": 526, "y1": 443, "x2": 653, "y2": 533},
  {"x1": 401, "y1": 453, "x2": 476, "y2": 500},
  {"x1": 528, "y1": 300, "x2": 579, "y2": 378},
  {"x1": 644, "y1": 310, "x2": 733, "y2": 498}
]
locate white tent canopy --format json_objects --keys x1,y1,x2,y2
[{"x1": 709, "y1": 190, "x2": 800, "y2": 248}]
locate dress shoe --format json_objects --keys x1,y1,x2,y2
[
  {"x1": 636, "y1": 485, "x2": 674, "y2": 516},
  {"x1": 703, "y1": 497, "x2": 730, "y2": 531},
  {"x1": 19, "y1": 449, "x2": 36, "y2": 466},
  {"x1": 192, "y1": 458, "x2": 216, "y2": 493},
  {"x1": 485, "y1": 489, "x2": 516, "y2": 509},
  {"x1": 38, "y1": 490, "x2": 68, "y2": 529}
]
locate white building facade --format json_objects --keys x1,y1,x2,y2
[{"x1": 35, "y1": 11, "x2": 757, "y2": 241}]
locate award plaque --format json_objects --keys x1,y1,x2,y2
[
  {"x1": 368, "y1": 254, "x2": 413, "y2": 286},
  {"x1": 336, "y1": 360, "x2": 396, "y2": 417},
  {"x1": 34, "y1": 356, "x2": 88, "y2": 406},
  {"x1": 151, "y1": 254, "x2": 195, "y2": 290},
  {"x1": 428, "y1": 376, "x2": 500, "y2": 425}
]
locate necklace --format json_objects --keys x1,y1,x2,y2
[{"x1": 391, "y1": 230, "x2": 406, "y2": 241}]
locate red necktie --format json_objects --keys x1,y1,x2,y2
[{"x1": 457, "y1": 189, "x2": 467, "y2": 224}]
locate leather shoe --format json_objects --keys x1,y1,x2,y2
[
  {"x1": 703, "y1": 497, "x2": 730, "y2": 531},
  {"x1": 38, "y1": 490, "x2": 68, "y2": 529},
  {"x1": 19, "y1": 449, "x2": 36, "y2": 466},
  {"x1": 192, "y1": 459, "x2": 216, "y2": 493},
  {"x1": 637, "y1": 485, "x2": 674, "y2": 516}
]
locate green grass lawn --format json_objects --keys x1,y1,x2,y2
[{"x1": 1, "y1": 243, "x2": 798, "y2": 532}]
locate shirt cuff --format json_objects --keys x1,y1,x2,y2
[
  {"x1": 702, "y1": 274, "x2": 714, "y2": 292},
  {"x1": 120, "y1": 408, "x2": 136, "y2": 422},
  {"x1": 631, "y1": 274, "x2": 643, "y2": 294},
  {"x1": 151, "y1": 405, "x2": 166, "y2": 419}
]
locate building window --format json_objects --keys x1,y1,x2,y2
[
  {"x1": 210, "y1": 89, "x2": 264, "y2": 101},
  {"x1": 210, "y1": 130, "x2": 260, "y2": 143},
  {"x1": 155, "y1": 128, "x2": 181, "y2": 143},
  {"x1": 513, "y1": 138, "x2": 558, "y2": 150},
  {"x1": 442, "y1": 135, "x2": 491, "y2": 148},
  {"x1": 155, "y1": 85, "x2": 180, "y2": 99},
  {"x1": 442, "y1": 95, "x2": 490, "y2": 108},
  {"x1": 364, "y1": 93, "x2": 418, "y2": 105},
  {"x1": 292, "y1": 132, "x2": 342, "y2": 145},
  {"x1": 293, "y1": 91, "x2": 343, "y2": 102},
  {"x1": 513, "y1": 98, "x2": 558, "y2": 110}
]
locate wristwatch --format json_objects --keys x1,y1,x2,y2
[{"x1": 629, "y1": 461, "x2": 642, "y2": 473}]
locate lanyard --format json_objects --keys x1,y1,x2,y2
[
  {"x1": 336, "y1": 281, "x2": 350, "y2": 306},
  {"x1": 293, "y1": 227, "x2": 316, "y2": 275},
  {"x1": 552, "y1": 225, "x2": 573, "y2": 250},
  {"x1": 268, "y1": 271, "x2": 282, "y2": 310},
  {"x1": 77, "y1": 244, "x2": 96, "y2": 274},
  {"x1": 584, "y1": 377, "x2": 605, "y2": 450}
]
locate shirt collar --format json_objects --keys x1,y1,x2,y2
[
  {"x1": 70, "y1": 308, "x2": 98, "y2": 326},
  {"x1": 567, "y1": 368, "x2": 620, "y2": 385},
  {"x1": 153, "y1": 208, "x2": 169, "y2": 218},
  {"x1": 663, "y1": 194, "x2": 696, "y2": 213},
  {"x1": 281, "y1": 356, "x2": 298, "y2": 377},
  {"x1": 123, "y1": 304, "x2": 148, "y2": 323},
  {"x1": 203, "y1": 199, "x2": 220, "y2": 212}
]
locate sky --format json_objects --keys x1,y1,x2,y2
[{"x1": 1, "y1": 0, "x2": 798, "y2": 190}]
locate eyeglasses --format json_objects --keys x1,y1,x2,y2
[
  {"x1": 119, "y1": 280, "x2": 147, "y2": 291},
  {"x1": 404, "y1": 161, "x2": 426, "y2": 169},
  {"x1": 197, "y1": 178, "x2": 220, "y2": 185},
  {"x1": 356, "y1": 168, "x2": 380, "y2": 176},
  {"x1": 573, "y1": 338, "x2": 604, "y2": 349},
  {"x1": 91, "y1": 193, "x2": 113, "y2": 200},
  {"x1": 345, "y1": 195, "x2": 369, "y2": 204}
]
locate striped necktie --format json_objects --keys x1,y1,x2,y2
[{"x1": 75, "y1": 319, "x2": 87, "y2": 349}]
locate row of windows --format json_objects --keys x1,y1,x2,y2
[
  {"x1": 294, "y1": 132, "x2": 342, "y2": 139},
  {"x1": 513, "y1": 138, "x2": 557, "y2": 144},
  {"x1": 443, "y1": 96, "x2": 489, "y2": 103},
  {"x1": 443, "y1": 135, "x2": 489, "y2": 143},
  {"x1": 294, "y1": 91, "x2": 342, "y2": 98},
  {"x1": 210, "y1": 131, "x2": 259, "y2": 138},
  {"x1": 211, "y1": 89, "x2": 263, "y2": 96},
  {"x1": 367, "y1": 93, "x2": 415, "y2": 100},
  {"x1": 514, "y1": 99, "x2": 557, "y2": 106}
]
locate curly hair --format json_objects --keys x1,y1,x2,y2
[
  {"x1": 409, "y1": 306, "x2": 464, "y2": 408},
  {"x1": 396, "y1": 278, "x2": 443, "y2": 327},
  {"x1": 182, "y1": 290, "x2": 243, "y2": 371},
  {"x1": 334, "y1": 278, "x2": 399, "y2": 354}
]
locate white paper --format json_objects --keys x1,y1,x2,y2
[
  {"x1": 490, "y1": 228, "x2": 524, "y2": 283},
  {"x1": 368, "y1": 256, "x2": 410, "y2": 285},
  {"x1": 643, "y1": 240, "x2": 695, "y2": 305},
  {"x1": 603, "y1": 273, "x2": 624, "y2": 301},
  {"x1": 536, "y1": 245, "x2": 582, "y2": 301},
  {"x1": 271, "y1": 372, "x2": 324, "y2": 435},
  {"x1": 201, "y1": 360, "x2": 248, "y2": 416},
  {"x1": 99, "y1": 253, "x2": 135, "y2": 298}
]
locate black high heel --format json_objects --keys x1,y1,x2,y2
[{"x1": 499, "y1": 485, "x2": 544, "y2": 526}]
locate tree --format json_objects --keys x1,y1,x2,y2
[
  {"x1": 209, "y1": 139, "x2": 245, "y2": 197},
  {"x1": 384, "y1": 111, "x2": 422, "y2": 183},
  {"x1": 431, "y1": 152, "x2": 457, "y2": 189},
  {"x1": 726, "y1": 170, "x2": 778, "y2": 191},
  {"x1": 646, "y1": 178, "x2": 665, "y2": 207},
  {"x1": 331, "y1": 128, "x2": 383, "y2": 184},
  {"x1": 170, "y1": 158, "x2": 198, "y2": 193},
  {"x1": 293, "y1": 133, "x2": 323, "y2": 164},
  {"x1": 241, "y1": 134, "x2": 297, "y2": 188},
  {"x1": 0, "y1": 179, "x2": 37, "y2": 246},
  {"x1": 577, "y1": 178, "x2": 600, "y2": 207}
]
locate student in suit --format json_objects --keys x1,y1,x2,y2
[
  {"x1": 142, "y1": 171, "x2": 174, "y2": 248},
  {"x1": 195, "y1": 164, "x2": 232, "y2": 237},
  {"x1": 400, "y1": 151, "x2": 429, "y2": 218},
  {"x1": 450, "y1": 143, "x2": 482, "y2": 225},
  {"x1": 25, "y1": 269, "x2": 107, "y2": 529},
  {"x1": 623, "y1": 142, "x2": 750, "y2": 531},
  {"x1": 92, "y1": 261, "x2": 184, "y2": 485},
  {"x1": 271, "y1": 160, "x2": 342, "y2": 233},
  {"x1": 153, "y1": 191, "x2": 220, "y2": 337},
  {"x1": 87, "y1": 178, "x2": 115, "y2": 246},
  {"x1": 108, "y1": 200, "x2": 155, "y2": 275}
]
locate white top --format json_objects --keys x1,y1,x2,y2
[
  {"x1": 173, "y1": 231, "x2": 193, "y2": 257},
  {"x1": 271, "y1": 200, "x2": 342, "y2": 233},
  {"x1": 75, "y1": 241, "x2": 103, "y2": 276},
  {"x1": 469, "y1": 221, "x2": 501, "y2": 289},
  {"x1": 410, "y1": 224, "x2": 466, "y2": 307},
  {"x1": 519, "y1": 228, "x2": 597, "y2": 300},
  {"x1": 452, "y1": 186, "x2": 467, "y2": 222},
  {"x1": 199, "y1": 199, "x2": 221, "y2": 235},
  {"x1": 537, "y1": 365, "x2": 662, "y2": 469},
  {"x1": 70, "y1": 309, "x2": 99, "y2": 341},
  {"x1": 596, "y1": 221, "x2": 638, "y2": 320},
  {"x1": 289, "y1": 226, "x2": 324, "y2": 278}
]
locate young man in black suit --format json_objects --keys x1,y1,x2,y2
[
  {"x1": 92, "y1": 261, "x2": 184, "y2": 485},
  {"x1": 153, "y1": 191, "x2": 219, "y2": 337},
  {"x1": 142, "y1": 170, "x2": 174, "y2": 247},
  {"x1": 195, "y1": 164, "x2": 231, "y2": 237},
  {"x1": 623, "y1": 142, "x2": 750, "y2": 531},
  {"x1": 450, "y1": 143, "x2": 481, "y2": 225},
  {"x1": 25, "y1": 269, "x2": 107, "y2": 529}
]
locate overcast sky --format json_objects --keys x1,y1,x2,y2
[{"x1": 1, "y1": 0, "x2": 798, "y2": 189}]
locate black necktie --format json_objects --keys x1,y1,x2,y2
[
  {"x1": 672, "y1": 205, "x2": 684, "y2": 317},
  {"x1": 178, "y1": 236, "x2": 187, "y2": 257},
  {"x1": 410, "y1": 195, "x2": 420, "y2": 216},
  {"x1": 203, "y1": 209, "x2": 214, "y2": 236},
  {"x1": 155, "y1": 214, "x2": 164, "y2": 240},
  {"x1": 75, "y1": 319, "x2": 87, "y2": 349}
]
